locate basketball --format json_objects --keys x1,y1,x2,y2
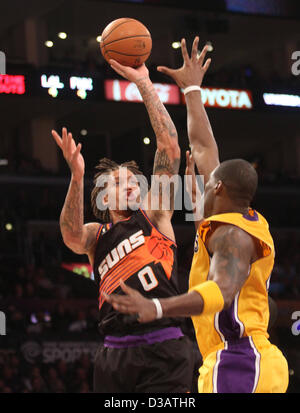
[{"x1": 100, "y1": 18, "x2": 152, "y2": 68}]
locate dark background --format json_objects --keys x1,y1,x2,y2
[{"x1": 0, "y1": 0, "x2": 299, "y2": 393}]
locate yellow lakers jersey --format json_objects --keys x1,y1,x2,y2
[{"x1": 189, "y1": 209, "x2": 275, "y2": 359}]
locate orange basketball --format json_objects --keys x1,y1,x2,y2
[{"x1": 100, "y1": 18, "x2": 152, "y2": 68}]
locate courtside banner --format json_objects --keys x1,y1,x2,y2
[
  {"x1": 181, "y1": 87, "x2": 253, "y2": 110},
  {"x1": 104, "y1": 79, "x2": 181, "y2": 104}
]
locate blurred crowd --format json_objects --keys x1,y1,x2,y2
[
  {"x1": 0, "y1": 353, "x2": 94, "y2": 393},
  {"x1": 268, "y1": 231, "x2": 300, "y2": 300}
]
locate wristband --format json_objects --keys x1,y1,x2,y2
[
  {"x1": 183, "y1": 85, "x2": 201, "y2": 95},
  {"x1": 152, "y1": 298, "x2": 163, "y2": 319},
  {"x1": 189, "y1": 281, "x2": 224, "y2": 315}
]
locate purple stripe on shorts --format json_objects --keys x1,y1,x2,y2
[
  {"x1": 218, "y1": 296, "x2": 243, "y2": 341},
  {"x1": 104, "y1": 327, "x2": 184, "y2": 348},
  {"x1": 216, "y1": 337, "x2": 257, "y2": 393}
]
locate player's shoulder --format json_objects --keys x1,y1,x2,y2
[
  {"x1": 84, "y1": 222, "x2": 101, "y2": 233},
  {"x1": 209, "y1": 222, "x2": 255, "y2": 252},
  {"x1": 84, "y1": 222, "x2": 102, "y2": 245}
]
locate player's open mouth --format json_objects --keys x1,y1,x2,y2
[{"x1": 127, "y1": 191, "x2": 137, "y2": 201}]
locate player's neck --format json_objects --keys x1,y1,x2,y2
[
  {"x1": 109, "y1": 209, "x2": 134, "y2": 225},
  {"x1": 212, "y1": 199, "x2": 249, "y2": 217}
]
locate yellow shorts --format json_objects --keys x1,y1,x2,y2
[{"x1": 198, "y1": 335, "x2": 289, "y2": 393}]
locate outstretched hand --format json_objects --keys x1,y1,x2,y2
[
  {"x1": 51, "y1": 127, "x2": 85, "y2": 181},
  {"x1": 157, "y1": 37, "x2": 211, "y2": 89},
  {"x1": 109, "y1": 59, "x2": 149, "y2": 84},
  {"x1": 104, "y1": 280, "x2": 157, "y2": 323}
]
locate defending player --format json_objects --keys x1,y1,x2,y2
[
  {"x1": 51, "y1": 61, "x2": 194, "y2": 393},
  {"x1": 105, "y1": 38, "x2": 289, "y2": 393}
]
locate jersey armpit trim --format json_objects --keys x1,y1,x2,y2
[{"x1": 139, "y1": 208, "x2": 177, "y2": 247}]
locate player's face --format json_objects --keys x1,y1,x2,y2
[{"x1": 107, "y1": 167, "x2": 141, "y2": 213}]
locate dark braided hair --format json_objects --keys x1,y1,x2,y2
[{"x1": 91, "y1": 158, "x2": 146, "y2": 223}]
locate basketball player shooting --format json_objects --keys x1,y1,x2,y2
[
  {"x1": 51, "y1": 61, "x2": 194, "y2": 393},
  {"x1": 105, "y1": 37, "x2": 289, "y2": 393}
]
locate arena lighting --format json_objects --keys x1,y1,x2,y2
[
  {"x1": 0, "y1": 159, "x2": 8, "y2": 166},
  {"x1": 206, "y1": 41, "x2": 213, "y2": 52},
  {"x1": 96, "y1": 35, "x2": 102, "y2": 42},
  {"x1": 5, "y1": 223, "x2": 13, "y2": 231},
  {"x1": 0, "y1": 75, "x2": 25, "y2": 94},
  {"x1": 80, "y1": 129, "x2": 88, "y2": 136},
  {"x1": 58, "y1": 32, "x2": 67, "y2": 39},
  {"x1": 143, "y1": 137, "x2": 150, "y2": 145},
  {"x1": 263, "y1": 93, "x2": 300, "y2": 107},
  {"x1": 189, "y1": 40, "x2": 213, "y2": 59},
  {"x1": 172, "y1": 41, "x2": 181, "y2": 49},
  {"x1": 45, "y1": 40, "x2": 54, "y2": 48}
]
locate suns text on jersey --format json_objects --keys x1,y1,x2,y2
[{"x1": 98, "y1": 230, "x2": 145, "y2": 279}]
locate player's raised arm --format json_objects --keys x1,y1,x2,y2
[
  {"x1": 157, "y1": 36, "x2": 219, "y2": 185},
  {"x1": 108, "y1": 61, "x2": 180, "y2": 180},
  {"x1": 109, "y1": 59, "x2": 180, "y2": 240},
  {"x1": 51, "y1": 128, "x2": 99, "y2": 258}
]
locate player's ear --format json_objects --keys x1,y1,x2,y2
[
  {"x1": 102, "y1": 193, "x2": 109, "y2": 206},
  {"x1": 214, "y1": 180, "x2": 223, "y2": 195}
]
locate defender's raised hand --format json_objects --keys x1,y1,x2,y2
[
  {"x1": 157, "y1": 37, "x2": 211, "y2": 89},
  {"x1": 52, "y1": 128, "x2": 85, "y2": 182}
]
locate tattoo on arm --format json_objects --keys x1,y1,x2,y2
[
  {"x1": 153, "y1": 149, "x2": 180, "y2": 175},
  {"x1": 60, "y1": 179, "x2": 84, "y2": 241},
  {"x1": 208, "y1": 225, "x2": 253, "y2": 306},
  {"x1": 137, "y1": 78, "x2": 178, "y2": 139},
  {"x1": 136, "y1": 78, "x2": 179, "y2": 175}
]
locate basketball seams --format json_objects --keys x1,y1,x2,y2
[
  {"x1": 104, "y1": 49, "x2": 151, "y2": 58},
  {"x1": 100, "y1": 18, "x2": 152, "y2": 67},
  {"x1": 101, "y1": 34, "x2": 151, "y2": 48},
  {"x1": 101, "y1": 18, "x2": 135, "y2": 42}
]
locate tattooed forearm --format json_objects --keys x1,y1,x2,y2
[
  {"x1": 60, "y1": 178, "x2": 84, "y2": 241},
  {"x1": 153, "y1": 149, "x2": 180, "y2": 175},
  {"x1": 136, "y1": 77, "x2": 178, "y2": 151}
]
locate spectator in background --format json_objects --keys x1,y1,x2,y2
[
  {"x1": 46, "y1": 366, "x2": 65, "y2": 393},
  {"x1": 68, "y1": 310, "x2": 87, "y2": 333},
  {"x1": 69, "y1": 367, "x2": 89, "y2": 393},
  {"x1": 52, "y1": 303, "x2": 72, "y2": 333}
]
